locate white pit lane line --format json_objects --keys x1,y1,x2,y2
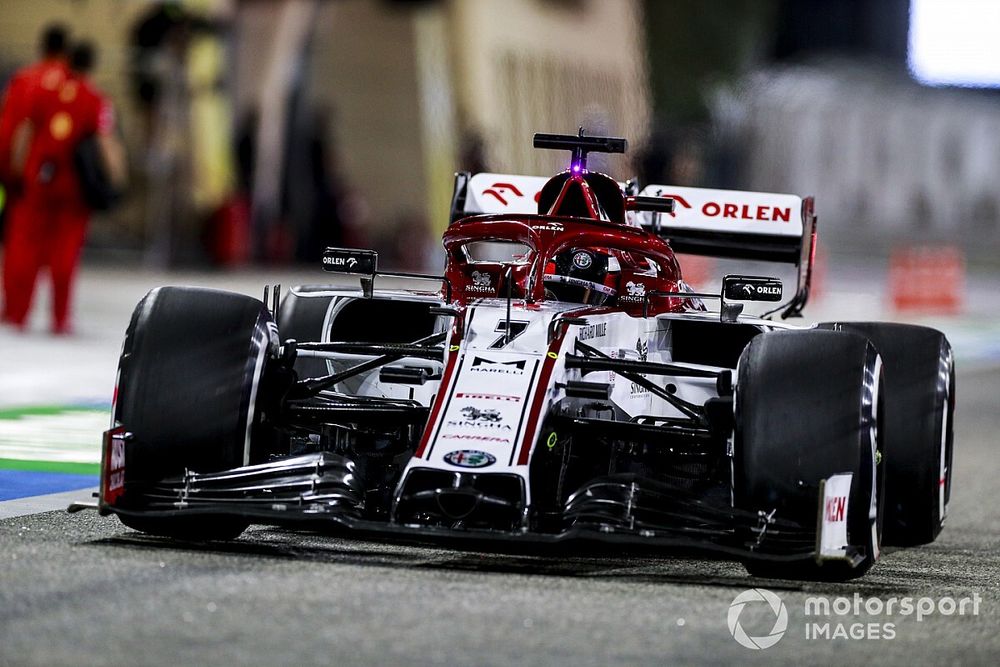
[{"x1": 0, "y1": 487, "x2": 98, "y2": 520}]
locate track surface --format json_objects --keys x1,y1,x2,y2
[{"x1": 1, "y1": 366, "x2": 998, "y2": 666}]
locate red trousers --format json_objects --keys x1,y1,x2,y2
[{"x1": 1, "y1": 195, "x2": 89, "y2": 332}]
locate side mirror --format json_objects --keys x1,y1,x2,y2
[
  {"x1": 322, "y1": 248, "x2": 378, "y2": 298},
  {"x1": 719, "y1": 275, "x2": 782, "y2": 323},
  {"x1": 722, "y1": 275, "x2": 783, "y2": 302}
]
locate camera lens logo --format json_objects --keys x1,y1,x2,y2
[{"x1": 727, "y1": 588, "x2": 788, "y2": 650}]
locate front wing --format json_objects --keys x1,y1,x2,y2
[{"x1": 73, "y1": 451, "x2": 866, "y2": 569}]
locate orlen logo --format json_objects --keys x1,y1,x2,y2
[
  {"x1": 826, "y1": 495, "x2": 847, "y2": 523},
  {"x1": 743, "y1": 284, "x2": 780, "y2": 297},
  {"x1": 103, "y1": 428, "x2": 127, "y2": 504},
  {"x1": 659, "y1": 194, "x2": 692, "y2": 217},
  {"x1": 482, "y1": 182, "x2": 542, "y2": 207},
  {"x1": 660, "y1": 193, "x2": 791, "y2": 222},
  {"x1": 323, "y1": 256, "x2": 358, "y2": 268},
  {"x1": 703, "y1": 201, "x2": 791, "y2": 222}
]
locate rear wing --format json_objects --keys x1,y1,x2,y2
[
  {"x1": 451, "y1": 172, "x2": 549, "y2": 220},
  {"x1": 636, "y1": 184, "x2": 817, "y2": 318},
  {"x1": 450, "y1": 171, "x2": 633, "y2": 222}
]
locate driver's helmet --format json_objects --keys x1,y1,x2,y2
[{"x1": 543, "y1": 248, "x2": 619, "y2": 305}]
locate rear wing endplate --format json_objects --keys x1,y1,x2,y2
[{"x1": 637, "y1": 184, "x2": 817, "y2": 319}]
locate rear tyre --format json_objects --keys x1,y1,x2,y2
[
  {"x1": 820, "y1": 322, "x2": 954, "y2": 546},
  {"x1": 735, "y1": 330, "x2": 884, "y2": 581},
  {"x1": 114, "y1": 286, "x2": 277, "y2": 540}
]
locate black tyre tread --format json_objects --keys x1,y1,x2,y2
[
  {"x1": 820, "y1": 322, "x2": 953, "y2": 546},
  {"x1": 120, "y1": 286, "x2": 271, "y2": 480},
  {"x1": 113, "y1": 287, "x2": 273, "y2": 542},
  {"x1": 277, "y1": 288, "x2": 334, "y2": 377},
  {"x1": 736, "y1": 329, "x2": 883, "y2": 581}
]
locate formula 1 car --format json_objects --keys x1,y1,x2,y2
[{"x1": 73, "y1": 131, "x2": 955, "y2": 581}]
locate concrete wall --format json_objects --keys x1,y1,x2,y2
[
  {"x1": 232, "y1": 0, "x2": 428, "y2": 238},
  {"x1": 1, "y1": 0, "x2": 652, "y2": 257},
  {"x1": 722, "y1": 63, "x2": 1000, "y2": 259},
  {"x1": 448, "y1": 0, "x2": 650, "y2": 177},
  {"x1": 233, "y1": 0, "x2": 651, "y2": 238}
]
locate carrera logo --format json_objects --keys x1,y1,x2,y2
[
  {"x1": 455, "y1": 392, "x2": 522, "y2": 402},
  {"x1": 447, "y1": 420, "x2": 512, "y2": 431},
  {"x1": 443, "y1": 449, "x2": 497, "y2": 468},
  {"x1": 470, "y1": 357, "x2": 526, "y2": 373},
  {"x1": 441, "y1": 434, "x2": 510, "y2": 443}
]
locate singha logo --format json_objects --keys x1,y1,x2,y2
[
  {"x1": 620, "y1": 281, "x2": 647, "y2": 303},
  {"x1": 460, "y1": 406, "x2": 502, "y2": 422},
  {"x1": 467, "y1": 270, "x2": 494, "y2": 293}
]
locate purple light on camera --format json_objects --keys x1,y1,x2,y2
[{"x1": 571, "y1": 162, "x2": 582, "y2": 173}]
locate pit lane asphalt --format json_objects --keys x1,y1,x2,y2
[{"x1": 2, "y1": 365, "x2": 998, "y2": 667}]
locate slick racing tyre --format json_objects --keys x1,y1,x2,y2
[
  {"x1": 113, "y1": 287, "x2": 277, "y2": 540},
  {"x1": 820, "y1": 322, "x2": 955, "y2": 546},
  {"x1": 735, "y1": 330, "x2": 885, "y2": 581},
  {"x1": 276, "y1": 286, "x2": 336, "y2": 378}
]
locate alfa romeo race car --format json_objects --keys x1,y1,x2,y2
[{"x1": 72, "y1": 132, "x2": 955, "y2": 581}]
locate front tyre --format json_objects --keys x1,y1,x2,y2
[
  {"x1": 113, "y1": 286, "x2": 277, "y2": 540},
  {"x1": 735, "y1": 330, "x2": 885, "y2": 581}
]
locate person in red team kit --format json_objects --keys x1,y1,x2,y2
[
  {"x1": 0, "y1": 24, "x2": 70, "y2": 326},
  {"x1": 0, "y1": 24, "x2": 69, "y2": 188},
  {"x1": 3, "y1": 41, "x2": 125, "y2": 334}
]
